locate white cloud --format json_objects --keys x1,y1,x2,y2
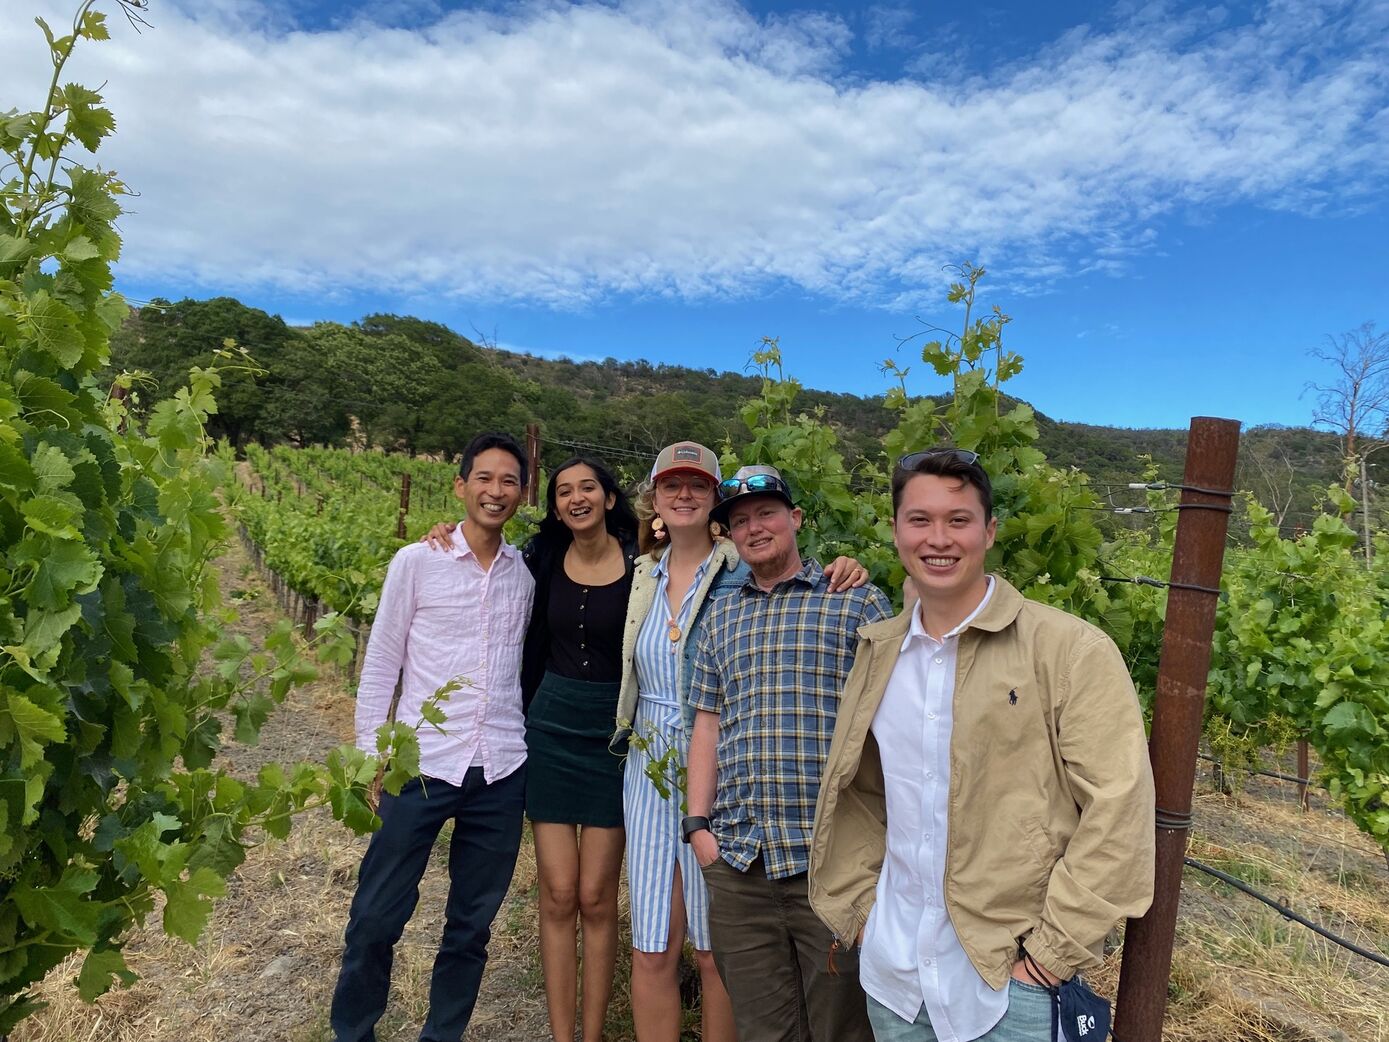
[
  {"x1": 863, "y1": 4, "x2": 918, "y2": 51},
  {"x1": 1, "y1": 0, "x2": 1385, "y2": 309}
]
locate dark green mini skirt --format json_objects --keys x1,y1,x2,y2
[{"x1": 525, "y1": 672, "x2": 627, "y2": 827}]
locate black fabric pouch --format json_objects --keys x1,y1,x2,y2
[
  {"x1": 1055, "y1": 975, "x2": 1111, "y2": 1042},
  {"x1": 1022, "y1": 952, "x2": 1111, "y2": 1042}
]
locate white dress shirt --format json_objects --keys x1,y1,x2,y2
[
  {"x1": 860, "y1": 578, "x2": 1010, "y2": 1040},
  {"x1": 354, "y1": 527, "x2": 534, "y2": 785}
]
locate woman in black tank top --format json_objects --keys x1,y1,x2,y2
[{"x1": 519, "y1": 457, "x2": 638, "y2": 1042}]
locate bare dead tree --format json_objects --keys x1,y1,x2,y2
[
  {"x1": 1306, "y1": 322, "x2": 1389, "y2": 493},
  {"x1": 1239, "y1": 430, "x2": 1298, "y2": 530}
]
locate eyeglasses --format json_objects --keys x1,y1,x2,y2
[
  {"x1": 897, "y1": 448, "x2": 980, "y2": 471},
  {"x1": 656, "y1": 475, "x2": 715, "y2": 497},
  {"x1": 718, "y1": 473, "x2": 791, "y2": 499}
]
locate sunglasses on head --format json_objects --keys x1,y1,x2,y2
[
  {"x1": 718, "y1": 473, "x2": 790, "y2": 499},
  {"x1": 897, "y1": 448, "x2": 981, "y2": 470}
]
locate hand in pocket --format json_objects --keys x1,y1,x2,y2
[{"x1": 692, "y1": 830, "x2": 721, "y2": 868}]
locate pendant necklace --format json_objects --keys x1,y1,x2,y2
[{"x1": 666, "y1": 587, "x2": 680, "y2": 643}]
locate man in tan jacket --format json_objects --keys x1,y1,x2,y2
[{"x1": 809, "y1": 449, "x2": 1155, "y2": 1042}]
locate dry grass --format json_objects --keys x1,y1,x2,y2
[
  {"x1": 1079, "y1": 783, "x2": 1389, "y2": 1042},
  {"x1": 11, "y1": 536, "x2": 1389, "y2": 1041}
]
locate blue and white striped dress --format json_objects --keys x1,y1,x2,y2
[{"x1": 624, "y1": 549, "x2": 715, "y2": 952}]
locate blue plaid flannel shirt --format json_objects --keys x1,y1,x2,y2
[{"x1": 688, "y1": 558, "x2": 891, "y2": 879}]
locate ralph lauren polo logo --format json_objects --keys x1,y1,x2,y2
[{"x1": 1008, "y1": 689, "x2": 1018, "y2": 705}]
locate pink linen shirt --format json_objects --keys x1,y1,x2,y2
[{"x1": 354, "y1": 527, "x2": 534, "y2": 786}]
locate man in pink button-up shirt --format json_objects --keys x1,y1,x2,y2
[{"x1": 331, "y1": 432, "x2": 536, "y2": 1042}]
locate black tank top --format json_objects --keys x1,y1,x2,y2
[{"x1": 544, "y1": 565, "x2": 630, "y2": 683}]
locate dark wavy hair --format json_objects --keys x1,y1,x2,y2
[{"x1": 534, "y1": 455, "x2": 638, "y2": 551}]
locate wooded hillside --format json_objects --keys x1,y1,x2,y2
[{"x1": 109, "y1": 296, "x2": 1352, "y2": 529}]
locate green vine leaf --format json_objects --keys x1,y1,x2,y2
[{"x1": 76, "y1": 946, "x2": 135, "y2": 1001}]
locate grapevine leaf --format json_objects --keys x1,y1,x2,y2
[
  {"x1": 22, "y1": 765, "x2": 50, "y2": 826},
  {"x1": 30, "y1": 443, "x2": 75, "y2": 493},
  {"x1": 0, "y1": 235, "x2": 31, "y2": 266},
  {"x1": 232, "y1": 692, "x2": 275, "y2": 744},
  {"x1": 180, "y1": 715, "x2": 222, "y2": 770},
  {"x1": 78, "y1": 9, "x2": 110, "y2": 41},
  {"x1": 95, "y1": 291, "x2": 127, "y2": 330},
  {"x1": 59, "y1": 84, "x2": 115, "y2": 152},
  {"x1": 60, "y1": 235, "x2": 101, "y2": 264},
  {"x1": 381, "y1": 727, "x2": 421, "y2": 797},
  {"x1": 17, "y1": 602, "x2": 83, "y2": 668},
  {"x1": 11, "y1": 869, "x2": 100, "y2": 945},
  {"x1": 161, "y1": 867, "x2": 227, "y2": 945},
  {"x1": 25, "y1": 541, "x2": 103, "y2": 610},
  {"x1": 113, "y1": 815, "x2": 181, "y2": 884},
  {"x1": 212, "y1": 634, "x2": 251, "y2": 680},
  {"x1": 4, "y1": 690, "x2": 67, "y2": 767},
  {"x1": 22, "y1": 495, "x2": 80, "y2": 539},
  {"x1": 25, "y1": 292, "x2": 85, "y2": 368},
  {"x1": 67, "y1": 167, "x2": 121, "y2": 227},
  {"x1": 187, "y1": 815, "x2": 246, "y2": 877},
  {"x1": 0, "y1": 442, "x2": 35, "y2": 491},
  {"x1": 77, "y1": 947, "x2": 136, "y2": 1001},
  {"x1": 1321, "y1": 701, "x2": 1371, "y2": 736},
  {"x1": 329, "y1": 781, "x2": 379, "y2": 835}
]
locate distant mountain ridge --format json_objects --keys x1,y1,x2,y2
[{"x1": 110, "y1": 296, "x2": 1350, "y2": 529}]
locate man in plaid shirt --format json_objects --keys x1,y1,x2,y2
[{"x1": 684, "y1": 465, "x2": 891, "y2": 1042}]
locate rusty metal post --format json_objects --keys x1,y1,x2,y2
[
  {"x1": 1114, "y1": 417, "x2": 1240, "y2": 1042},
  {"x1": 526, "y1": 423, "x2": 541, "y2": 507},
  {"x1": 396, "y1": 472, "x2": 411, "y2": 540},
  {"x1": 1296, "y1": 739, "x2": 1310, "y2": 810}
]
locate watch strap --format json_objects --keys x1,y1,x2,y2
[{"x1": 680, "y1": 815, "x2": 711, "y2": 843}]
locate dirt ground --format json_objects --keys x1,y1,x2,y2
[{"x1": 10, "y1": 536, "x2": 1389, "y2": 1042}]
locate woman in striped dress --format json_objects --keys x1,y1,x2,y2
[{"x1": 615, "y1": 442, "x2": 867, "y2": 1042}]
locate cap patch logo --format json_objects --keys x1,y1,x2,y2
[{"x1": 673, "y1": 446, "x2": 702, "y2": 462}]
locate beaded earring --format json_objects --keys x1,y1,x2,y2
[{"x1": 651, "y1": 516, "x2": 666, "y2": 541}]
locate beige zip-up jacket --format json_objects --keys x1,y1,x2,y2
[{"x1": 808, "y1": 576, "x2": 1155, "y2": 987}]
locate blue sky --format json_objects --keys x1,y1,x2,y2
[{"x1": 3, "y1": 0, "x2": 1386, "y2": 429}]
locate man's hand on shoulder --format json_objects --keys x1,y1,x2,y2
[
  {"x1": 419, "y1": 520, "x2": 458, "y2": 550},
  {"x1": 823, "y1": 555, "x2": 869, "y2": 592}
]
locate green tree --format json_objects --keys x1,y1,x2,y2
[{"x1": 108, "y1": 296, "x2": 306, "y2": 446}]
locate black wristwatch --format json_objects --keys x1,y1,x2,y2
[{"x1": 680, "y1": 815, "x2": 712, "y2": 843}]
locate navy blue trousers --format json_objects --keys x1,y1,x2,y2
[{"x1": 330, "y1": 765, "x2": 526, "y2": 1042}]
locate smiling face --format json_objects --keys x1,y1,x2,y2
[
  {"x1": 455, "y1": 446, "x2": 523, "y2": 535},
  {"x1": 893, "y1": 473, "x2": 995, "y2": 622},
  {"x1": 726, "y1": 496, "x2": 803, "y2": 587},
  {"x1": 552, "y1": 463, "x2": 615, "y2": 536},
  {"x1": 653, "y1": 470, "x2": 717, "y2": 535}
]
